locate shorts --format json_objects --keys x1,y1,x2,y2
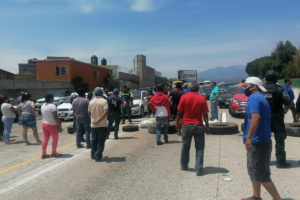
[
  {"x1": 21, "y1": 114, "x2": 37, "y2": 128},
  {"x1": 247, "y1": 141, "x2": 272, "y2": 183}
]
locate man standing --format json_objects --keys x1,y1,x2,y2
[
  {"x1": 146, "y1": 88, "x2": 154, "y2": 117},
  {"x1": 148, "y1": 84, "x2": 171, "y2": 145},
  {"x1": 283, "y1": 77, "x2": 297, "y2": 122},
  {"x1": 169, "y1": 82, "x2": 185, "y2": 120},
  {"x1": 72, "y1": 88, "x2": 91, "y2": 149},
  {"x1": 210, "y1": 82, "x2": 219, "y2": 121},
  {"x1": 0, "y1": 94, "x2": 3, "y2": 141},
  {"x1": 107, "y1": 89, "x2": 125, "y2": 140},
  {"x1": 242, "y1": 77, "x2": 281, "y2": 200},
  {"x1": 121, "y1": 86, "x2": 132, "y2": 124},
  {"x1": 264, "y1": 70, "x2": 291, "y2": 168},
  {"x1": 176, "y1": 82, "x2": 209, "y2": 176},
  {"x1": 88, "y1": 87, "x2": 108, "y2": 161}
]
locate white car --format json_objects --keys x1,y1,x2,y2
[
  {"x1": 57, "y1": 96, "x2": 73, "y2": 120},
  {"x1": 131, "y1": 90, "x2": 149, "y2": 117}
]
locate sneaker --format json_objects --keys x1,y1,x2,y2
[
  {"x1": 276, "y1": 162, "x2": 291, "y2": 168},
  {"x1": 77, "y1": 144, "x2": 84, "y2": 149},
  {"x1": 114, "y1": 136, "x2": 119, "y2": 140},
  {"x1": 196, "y1": 170, "x2": 203, "y2": 176},
  {"x1": 164, "y1": 139, "x2": 168, "y2": 143},
  {"x1": 41, "y1": 154, "x2": 50, "y2": 159},
  {"x1": 181, "y1": 165, "x2": 188, "y2": 171},
  {"x1": 156, "y1": 141, "x2": 164, "y2": 145}
]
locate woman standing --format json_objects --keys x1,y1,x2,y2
[
  {"x1": 41, "y1": 93, "x2": 62, "y2": 158},
  {"x1": 18, "y1": 93, "x2": 41, "y2": 145},
  {"x1": 1, "y1": 96, "x2": 17, "y2": 144}
]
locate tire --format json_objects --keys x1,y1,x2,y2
[
  {"x1": 285, "y1": 122, "x2": 300, "y2": 137},
  {"x1": 122, "y1": 124, "x2": 139, "y2": 132},
  {"x1": 67, "y1": 125, "x2": 74, "y2": 134},
  {"x1": 139, "y1": 106, "x2": 145, "y2": 118},
  {"x1": 209, "y1": 122, "x2": 238, "y2": 135},
  {"x1": 147, "y1": 121, "x2": 177, "y2": 134}
]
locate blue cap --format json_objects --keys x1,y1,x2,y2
[
  {"x1": 94, "y1": 87, "x2": 103, "y2": 96},
  {"x1": 113, "y1": 88, "x2": 119, "y2": 94}
]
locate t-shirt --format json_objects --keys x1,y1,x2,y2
[
  {"x1": 18, "y1": 101, "x2": 34, "y2": 115},
  {"x1": 169, "y1": 89, "x2": 185, "y2": 114},
  {"x1": 107, "y1": 95, "x2": 123, "y2": 115},
  {"x1": 210, "y1": 86, "x2": 219, "y2": 101},
  {"x1": 243, "y1": 93, "x2": 271, "y2": 144},
  {"x1": 121, "y1": 92, "x2": 132, "y2": 104},
  {"x1": 1, "y1": 103, "x2": 16, "y2": 118},
  {"x1": 41, "y1": 103, "x2": 57, "y2": 125},
  {"x1": 155, "y1": 106, "x2": 168, "y2": 117},
  {"x1": 283, "y1": 84, "x2": 294, "y2": 101},
  {"x1": 72, "y1": 97, "x2": 90, "y2": 122},
  {"x1": 88, "y1": 97, "x2": 108, "y2": 128},
  {"x1": 177, "y1": 92, "x2": 209, "y2": 126}
]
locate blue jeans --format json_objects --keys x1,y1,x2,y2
[
  {"x1": 2, "y1": 116, "x2": 14, "y2": 143},
  {"x1": 156, "y1": 116, "x2": 168, "y2": 142},
  {"x1": 76, "y1": 118, "x2": 91, "y2": 147},
  {"x1": 91, "y1": 127, "x2": 108, "y2": 160},
  {"x1": 181, "y1": 124, "x2": 205, "y2": 172},
  {"x1": 210, "y1": 100, "x2": 218, "y2": 120}
]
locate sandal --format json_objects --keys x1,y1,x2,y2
[
  {"x1": 51, "y1": 153, "x2": 62, "y2": 158},
  {"x1": 41, "y1": 154, "x2": 50, "y2": 159}
]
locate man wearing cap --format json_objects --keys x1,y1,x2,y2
[
  {"x1": 88, "y1": 87, "x2": 109, "y2": 161},
  {"x1": 121, "y1": 86, "x2": 132, "y2": 124},
  {"x1": 242, "y1": 77, "x2": 281, "y2": 200},
  {"x1": 169, "y1": 82, "x2": 185, "y2": 120},
  {"x1": 210, "y1": 82, "x2": 219, "y2": 121},
  {"x1": 107, "y1": 89, "x2": 125, "y2": 139}
]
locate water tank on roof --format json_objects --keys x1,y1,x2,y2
[
  {"x1": 91, "y1": 55, "x2": 98, "y2": 65},
  {"x1": 28, "y1": 58, "x2": 38, "y2": 64},
  {"x1": 101, "y1": 58, "x2": 107, "y2": 65}
]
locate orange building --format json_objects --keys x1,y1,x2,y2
[{"x1": 36, "y1": 57, "x2": 112, "y2": 90}]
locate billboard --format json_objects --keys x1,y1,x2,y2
[{"x1": 178, "y1": 70, "x2": 197, "y2": 82}]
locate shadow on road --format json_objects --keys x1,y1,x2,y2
[
  {"x1": 118, "y1": 137, "x2": 137, "y2": 140},
  {"x1": 282, "y1": 198, "x2": 294, "y2": 200},
  {"x1": 203, "y1": 166, "x2": 230, "y2": 175},
  {"x1": 167, "y1": 140, "x2": 181, "y2": 144},
  {"x1": 270, "y1": 160, "x2": 300, "y2": 168},
  {"x1": 56, "y1": 154, "x2": 74, "y2": 158},
  {"x1": 102, "y1": 156, "x2": 126, "y2": 163}
]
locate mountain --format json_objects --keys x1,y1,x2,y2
[{"x1": 197, "y1": 65, "x2": 248, "y2": 83}]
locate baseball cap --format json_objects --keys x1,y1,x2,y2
[
  {"x1": 94, "y1": 87, "x2": 103, "y2": 96},
  {"x1": 113, "y1": 88, "x2": 119, "y2": 94},
  {"x1": 245, "y1": 77, "x2": 267, "y2": 92}
]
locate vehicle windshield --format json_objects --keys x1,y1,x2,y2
[
  {"x1": 132, "y1": 91, "x2": 141, "y2": 100},
  {"x1": 237, "y1": 85, "x2": 245, "y2": 94},
  {"x1": 63, "y1": 96, "x2": 71, "y2": 103},
  {"x1": 49, "y1": 90, "x2": 66, "y2": 97}
]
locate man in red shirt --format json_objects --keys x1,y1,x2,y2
[{"x1": 176, "y1": 82, "x2": 209, "y2": 176}]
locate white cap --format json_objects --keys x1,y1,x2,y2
[
  {"x1": 71, "y1": 92, "x2": 78, "y2": 98},
  {"x1": 245, "y1": 77, "x2": 267, "y2": 92}
]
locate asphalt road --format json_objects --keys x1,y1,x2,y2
[{"x1": 0, "y1": 103, "x2": 299, "y2": 200}]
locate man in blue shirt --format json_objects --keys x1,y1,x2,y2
[
  {"x1": 209, "y1": 82, "x2": 219, "y2": 121},
  {"x1": 283, "y1": 77, "x2": 297, "y2": 122},
  {"x1": 121, "y1": 86, "x2": 132, "y2": 124},
  {"x1": 107, "y1": 89, "x2": 125, "y2": 139},
  {"x1": 242, "y1": 77, "x2": 281, "y2": 200}
]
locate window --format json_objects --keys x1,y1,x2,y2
[
  {"x1": 0, "y1": 74, "x2": 6, "y2": 80},
  {"x1": 56, "y1": 66, "x2": 68, "y2": 76},
  {"x1": 94, "y1": 71, "x2": 99, "y2": 80}
]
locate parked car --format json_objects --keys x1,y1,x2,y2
[
  {"x1": 218, "y1": 87, "x2": 237, "y2": 108},
  {"x1": 131, "y1": 90, "x2": 149, "y2": 117},
  {"x1": 229, "y1": 85, "x2": 248, "y2": 117},
  {"x1": 35, "y1": 90, "x2": 72, "y2": 114},
  {"x1": 200, "y1": 86, "x2": 211, "y2": 100},
  {"x1": 8, "y1": 98, "x2": 19, "y2": 123},
  {"x1": 57, "y1": 96, "x2": 73, "y2": 121}
]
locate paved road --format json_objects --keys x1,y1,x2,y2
[{"x1": 0, "y1": 105, "x2": 299, "y2": 200}]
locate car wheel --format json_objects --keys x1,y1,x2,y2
[
  {"x1": 285, "y1": 122, "x2": 300, "y2": 137},
  {"x1": 140, "y1": 106, "x2": 145, "y2": 117},
  {"x1": 209, "y1": 122, "x2": 238, "y2": 135},
  {"x1": 122, "y1": 124, "x2": 139, "y2": 132},
  {"x1": 229, "y1": 107, "x2": 235, "y2": 117}
]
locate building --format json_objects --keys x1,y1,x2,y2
[
  {"x1": 18, "y1": 58, "x2": 38, "y2": 79},
  {"x1": 0, "y1": 69, "x2": 15, "y2": 80},
  {"x1": 100, "y1": 65, "x2": 119, "y2": 78},
  {"x1": 132, "y1": 55, "x2": 155, "y2": 88},
  {"x1": 36, "y1": 56, "x2": 112, "y2": 90}
]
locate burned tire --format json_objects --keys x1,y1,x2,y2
[
  {"x1": 210, "y1": 122, "x2": 238, "y2": 135},
  {"x1": 147, "y1": 121, "x2": 177, "y2": 134},
  {"x1": 122, "y1": 124, "x2": 139, "y2": 132},
  {"x1": 285, "y1": 122, "x2": 300, "y2": 137},
  {"x1": 67, "y1": 125, "x2": 74, "y2": 134}
]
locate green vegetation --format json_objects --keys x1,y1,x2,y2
[
  {"x1": 246, "y1": 41, "x2": 300, "y2": 79},
  {"x1": 71, "y1": 76, "x2": 90, "y2": 91},
  {"x1": 103, "y1": 74, "x2": 120, "y2": 90}
]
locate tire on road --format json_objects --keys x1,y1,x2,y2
[
  {"x1": 67, "y1": 125, "x2": 74, "y2": 134},
  {"x1": 122, "y1": 124, "x2": 139, "y2": 132},
  {"x1": 285, "y1": 122, "x2": 300, "y2": 137},
  {"x1": 147, "y1": 121, "x2": 177, "y2": 134},
  {"x1": 209, "y1": 122, "x2": 238, "y2": 135}
]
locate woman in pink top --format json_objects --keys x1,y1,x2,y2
[{"x1": 41, "y1": 93, "x2": 62, "y2": 159}]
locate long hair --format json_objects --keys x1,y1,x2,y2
[
  {"x1": 45, "y1": 93, "x2": 54, "y2": 103},
  {"x1": 21, "y1": 93, "x2": 31, "y2": 102}
]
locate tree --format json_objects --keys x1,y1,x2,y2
[
  {"x1": 71, "y1": 76, "x2": 90, "y2": 91},
  {"x1": 103, "y1": 74, "x2": 120, "y2": 90},
  {"x1": 294, "y1": 48, "x2": 300, "y2": 77}
]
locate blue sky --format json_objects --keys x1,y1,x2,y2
[{"x1": 1, "y1": 0, "x2": 300, "y2": 78}]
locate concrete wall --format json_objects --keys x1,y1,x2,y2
[
  {"x1": 117, "y1": 72, "x2": 140, "y2": 90},
  {"x1": 131, "y1": 55, "x2": 155, "y2": 88},
  {"x1": 0, "y1": 80, "x2": 73, "y2": 100}
]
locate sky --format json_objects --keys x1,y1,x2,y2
[{"x1": 1, "y1": 0, "x2": 300, "y2": 78}]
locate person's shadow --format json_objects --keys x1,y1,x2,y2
[
  {"x1": 167, "y1": 140, "x2": 181, "y2": 144},
  {"x1": 101, "y1": 156, "x2": 126, "y2": 163},
  {"x1": 118, "y1": 137, "x2": 137, "y2": 140},
  {"x1": 186, "y1": 166, "x2": 229, "y2": 175},
  {"x1": 270, "y1": 160, "x2": 300, "y2": 168}
]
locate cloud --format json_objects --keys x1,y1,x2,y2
[
  {"x1": 70, "y1": 0, "x2": 110, "y2": 14},
  {"x1": 130, "y1": 0, "x2": 165, "y2": 12}
]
